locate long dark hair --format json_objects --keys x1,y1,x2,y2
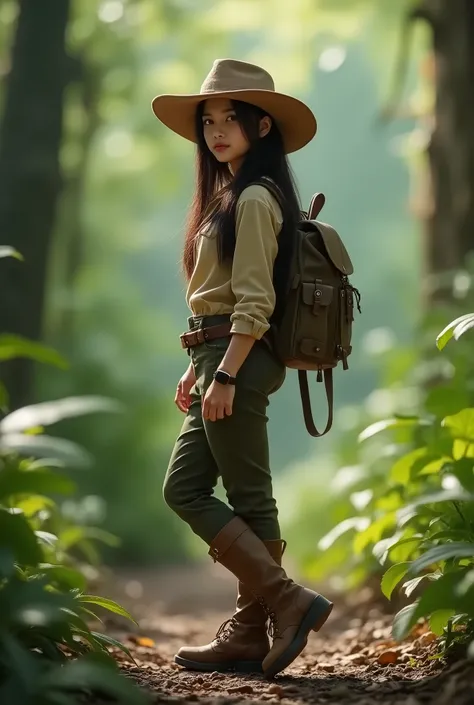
[{"x1": 183, "y1": 99, "x2": 301, "y2": 322}]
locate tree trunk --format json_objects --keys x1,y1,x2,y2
[
  {"x1": 0, "y1": 0, "x2": 71, "y2": 410},
  {"x1": 423, "y1": 0, "x2": 474, "y2": 298}
]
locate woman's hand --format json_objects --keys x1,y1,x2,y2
[
  {"x1": 202, "y1": 380, "x2": 235, "y2": 421},
  {"x1": 175, "y1": 363, "x2": 196, "y2": 413}
]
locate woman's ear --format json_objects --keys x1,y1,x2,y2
[{"x1": 259, "y1": 116, "x2": 272, "y2": 139}]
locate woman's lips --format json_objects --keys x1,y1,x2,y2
[{"x1": 214, "y1": 144, "x2": 229, "y2": 153}]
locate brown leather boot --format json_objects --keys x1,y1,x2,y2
[
  {"x1": 174, "y1": 538, "x2": 286, "y2": 673},
  {"x1": 207, "y1": 516, "x2": 333, "y2": 678}
]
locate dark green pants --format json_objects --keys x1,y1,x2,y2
[{"x1": 163, "y1": 315, "x2": 286, "y2": 545}]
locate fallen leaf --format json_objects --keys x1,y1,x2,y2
[
  {"x1": 378, "y1": 650, "x2": 399, "y2": 665},
  {"x1": 136, "y1": 636, "x2": 155, "y2": 647}
]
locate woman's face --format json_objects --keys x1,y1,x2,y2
[{"x1": 201, "y1": 98, "x2": 250, "y2": 169}]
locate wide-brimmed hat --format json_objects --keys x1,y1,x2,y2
[{"x1": 151, "y1": 59, "x2": 316, "y2": 154}]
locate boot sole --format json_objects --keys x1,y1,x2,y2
[
  {"x1": 174, "y1": 654, "x2": 263, "y2": 674},
  {"x1": 263, "y1": 594, "x2": 333, "y2": 679}
]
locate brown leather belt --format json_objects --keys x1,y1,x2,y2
[{"x1": 180, "y1": 322, "x2": 232, "y2": 350}]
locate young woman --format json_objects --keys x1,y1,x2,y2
[{"x1": 152, "y1": 59, "x2": 332, "y2": 679}]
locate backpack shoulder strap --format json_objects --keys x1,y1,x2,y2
[
  {"x1": 298, "y1": 369, "x2": 333, "y2": 437},
  {"x1": 308, "y1": 193, "x2": 326, "y2": 220}
]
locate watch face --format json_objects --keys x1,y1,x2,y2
[{"x1": 214, "y1": 370, "x2": 230, "y2": 385}]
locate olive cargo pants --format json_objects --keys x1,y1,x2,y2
[{"x1": 163, "y1": 315, "x2": 286, "y2": 545}]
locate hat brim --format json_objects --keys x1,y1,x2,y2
[{"x1": 151, "y1": 89, "x2": 316, "y2": 154}]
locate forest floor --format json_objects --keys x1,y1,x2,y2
[{"x1": 98, "y1": 561, "x2": 474, "y2": 705}]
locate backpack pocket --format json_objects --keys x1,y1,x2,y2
[{"x1": 300, "y1": 282, "x2": 337, "y2": 363}]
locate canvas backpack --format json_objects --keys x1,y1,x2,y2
[{"x1": 255, "y1": 179, "x2": 361, "y2": 437}]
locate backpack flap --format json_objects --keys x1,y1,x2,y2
[{"x1": 312, "y1": 222, "x2": 354, "y2": 276}]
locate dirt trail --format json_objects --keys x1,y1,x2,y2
[{"x1": 99, "y1": 561, "x2": 474, "y2": 704}]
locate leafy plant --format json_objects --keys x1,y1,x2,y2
[
  {"x1": 313, "y1": 306, "x2": 474, "y2": 656},
  {"x1": 0, "y1": 275, "x2": 146, "y2": 704}
]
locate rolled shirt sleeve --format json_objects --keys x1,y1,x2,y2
[{"x1": 230, "y1": 193, "x2": 280, "y2": 339}]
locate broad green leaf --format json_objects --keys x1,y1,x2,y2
[
  {"x1": 381, "y1": 562, "x2": 411, "y2": 599},
  {"x1": 0, "y1": 334, "x2": 67, "y2": 367},
  {"x1": 0, "y1": 467, "x2": 76, "y2": 499},
  {"x1": 59, "y1": 526, "x2": 120, "y2": 551},
  {"x1": 317, "y1": 516, "x2": 370, "y2": 551},
  {"x1": 15, "y1": 494, "x2": 55, "y2": 517},
  {"x1": 430, "y1": 609, "x2": 456, "y2": 636},
  {"x1": 35, "y1": 531, "x2": 58, "y2": 547},
  {"x1": 0, "y1": 396, "x2": 124, "y2": 433},
  {"x1": 0, "y1": 508, "x2": 42, "y2": 565},
  {"x1": 359, "y1": 417, "x2": 430, "y2": 443},
  {"x1": 402, "y1": 573, "x2": 440, "y2": 598},
  {"x1": 0, "y1": 246, "x2": 23, "y2": 260},
  {"x1": 91, "y1": 631, "x2": 137, "y2": 662},
  {"x1": 411, "y1": 543, "x2": 474, "y2": 574},
  {"x1": 353, "y1": 513, "x2": 396, "y2": 554},
  {"x1": 455, "y1": 569, "x2": 474, "y2": 596},
  {"x1": 0, "y1": 433, "x2": 92, "y2": 468},
  {"x1": 425, "y1": 386, "x2": 470, "y2": 418},
  {"x1": 443, "y1": 408, "x2": 474, "y2": 442},
  {"x1": 453, "y1": 439, "x2": 474, "y2": 460},
  {"x1": 436, "y1": 313, "x2": 474, "y2": 350},
  {"x1": 391, "y1": 448, "x2": 427, "y2": 484},
  {"x1": 392, "y1": 602, "x2": 419, "y2": 641},
  {"x1": 79, "y1": 596, "x2": 138, "y2": 625}
]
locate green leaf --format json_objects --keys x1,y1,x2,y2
[
  {"x1": 430, "y1": 609, "x2": 456, "y2": 636},
  {"x1": 381, "y1": 562, "x2": 411, "y2": 599},
  {"x1": 436, "y1": 313, "x2": 474, "y2": 350},
  {"x1": 0, "y1": 396, "x2": 124, "y2": 433},
  {"x1": 403, "y1": 573, "x2": 440, "y2": 599},
  {"x1": 359, "y1": 417, "x2": 430, "y2": 443},
  {"x1": 0, "y1": 467, "x2": 76, "y2": 499},
  {"x1": 391, "y1": 449, "x2": 427, "y2": 484},
  {"x1": 411, "y1": 543, "x2": 474, "y2": 574},
  {"x1": 443, "y1": 408, "x2": 474, "y2": 442},
  {"x1": 0, "y1": 548, "x2": 15, "y2": 579},
  {"x1": 35, "y1": 531, "x2": 58, "y2": 547},
  {"x1": 392, "y1": 602, "x2": 419, "y2": 641},
  {"x1": 0, "y1": 508, "x2": 42, "y2": 565},
  {"x1": 0, "y1": 334, "x2": 67, "y2": 367},
  {"x1": 0, "y1": 246, "x2": 23, "y2": 260},
  {"x1": 0, "y1": 433, "x2": 92, "y2": 468},
  {"x1": 79, "y1": 596, "x2": 138, "y2": 625},
  {"x1": 397, "y1": 489, "x2": 474, "y2": 524},
  {"x1": 90, "y1": 631, "x2": 137, "y2": 662},
  {"x1": 317, "y1": 516, "x2": 371, "y2": 551},
  {"x1": 425, "y1": 386, "x2": 470, "y2": 419}
]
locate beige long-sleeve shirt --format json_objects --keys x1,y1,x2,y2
[{"x1": 186, "y1": 184, "x2": 283, "y2": 339}]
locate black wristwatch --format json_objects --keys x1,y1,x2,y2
[{"x1": 213, "y1": 369, "x2": 236, "y2": 386}]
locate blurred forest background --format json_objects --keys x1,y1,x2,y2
[{"x1": 1, "y1": 0, "x2": 473, "y2": 585}]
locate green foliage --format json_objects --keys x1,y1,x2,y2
[
  {"x1": 303, "y1": 298, "x2": 474, "y2": 656},
  {"x1": 437, "y1": 313, "x2": 474, "y2": 350},
  {"x1": 0, "y1": 403, "x2": 146, "y2": 704}
]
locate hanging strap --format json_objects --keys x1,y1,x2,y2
[
  {"x1": 308, "y1": 193, "x2": 326, "y2": 220},
  {"x1": 298, "y1": 369, "x2": 334, "y2": 437}
]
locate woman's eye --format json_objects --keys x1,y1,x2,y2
[
  {"x1": 226, "y1": 115, "x2": 236, "y2": 122},
  {"x1": 203, "y1": 119, "x2": 212, "y2": 126}
]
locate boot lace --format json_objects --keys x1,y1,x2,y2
[
  {"x1": 256, "y1": 596, "x2": 281, "y2": 640},
  {"x1": 215, "y1": 616, "x2": 238, "y2": 643}
]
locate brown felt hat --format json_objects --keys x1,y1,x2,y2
[{"x1": 151, "y1": 58, "x2": 317, "y2": 154}]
